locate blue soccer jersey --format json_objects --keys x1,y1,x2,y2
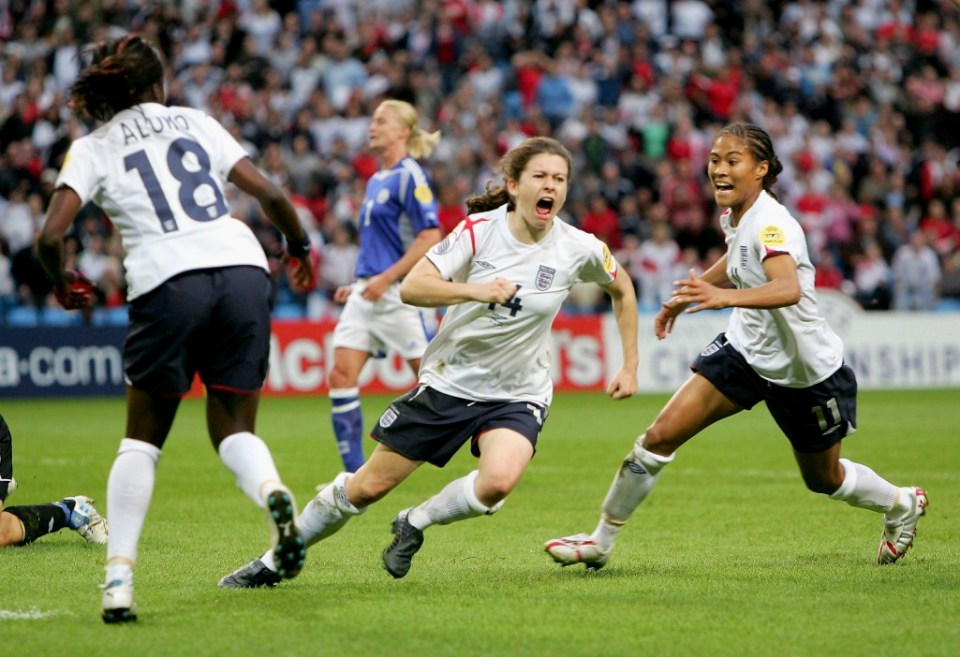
[{"x1": 354, "y1": 156, "x2": 439, "y2": 278}]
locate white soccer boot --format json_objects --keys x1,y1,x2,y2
[
  {"x1": 101, "y1": 570, "x2": 137, "y2": 624},
  {"x1": 64, "y1": 496, "x2": 109, "y2": 544},
  {"x1": 877, "y1": 487, "x2": 928, "y2": 565},
  {"x1": 544, "y1": 533, "x2": 611, "y2": 570}
]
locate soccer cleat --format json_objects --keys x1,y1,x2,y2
[
  {"x1": 877, "y1": 487, "x2": 928, "y2": 565},
  {"x1": 544, "y1": 533, "x2": 611, "y2": 570},
  {"x1": 382, "y1": 508, "x2": 424, "y2": 579},
  {"x1": 64, "y1": 496, "x2": 109, "y2": 545},
  {"x1": 218, "y1": 558, "x2": 282, "y2": 589},
  {"x1": 101, "y1": 574, "x2": 137, "y2": 623},
  {"x1": 265, "y1": 486, "x2": 306, "y2": 580}
]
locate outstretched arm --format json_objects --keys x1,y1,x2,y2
[
  {"x1": 673, "y1": 253, "x2": 800, "y2": 313},
  {"x1": 655, "y1": 250, "x2": 731, "y2": 339}
]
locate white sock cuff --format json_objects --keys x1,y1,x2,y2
[
  {"x1": 632, "y1": 436, "x2": 674, "y2": 473},
  {"x1": 330, "y1": 472, "x2": 364, "y2": 515},
  {"x1": 330, "y1": 387, "x2": 360, "y2": 399},
  {"x1": 830, "y1": 458, "x2": 858, "y2": 500},
  {"x1": 117, "y1": 438, "x2": 161, "y2": 463},
  {"x1": 462, "y1": 470, "x2": 504, "y2": 515}
]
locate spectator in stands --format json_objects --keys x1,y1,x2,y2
[
  {"x1": 635, "y1": 221, "x2": 680, "y2": 312},
  {"x1": 0, "y1": 0, "x2": 956, "y2": 324},
  {"x1": 580, "y1": 192, "x2": 622, "y2": 249},
  {"x1": 891, "y1": 230, "x2": 941, "y2": 312},
  {"x1": 919, "y1": 198, "x2": 955, "y2": 258},
  {"x1": 853, "y1": 240, "x2": 893, "y2": 310},
  {"x1": 939, "y1": 252, "x2": 960, "y2": 305},
  {"x1": 814, "y1": 249, "x2": 847, "y2": 292},
  {"x1": 319, "y1": 221, "x2": 359, "y2": 304}
]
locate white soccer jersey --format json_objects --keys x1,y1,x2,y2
[
  {"x1": 56, "y1": 102, "x2": 268, "y2": 300},
  {"x1": 421, "y1": 204, "x2": 617, "y2": 405},
  {"x1": 721, "y1": 190, "x2": 844, "y2": 387}
]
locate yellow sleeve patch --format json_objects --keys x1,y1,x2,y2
[
  {"x1": 602, "y1": 243, "x2": 616, "y2": 275},
  {"x1": 759, "y1": 225, "x2": 786, "y2": 247},
  {"x1": 414, "y1": 184, "x2": 434, "y2": 204}
]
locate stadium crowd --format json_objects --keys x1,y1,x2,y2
[{"x1": 1, "y1": 0, "x2": 959, "y2": 325}]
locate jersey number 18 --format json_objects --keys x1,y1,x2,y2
[{"x1": 124, "y1": 137, "x2": 228, "y2": 233}]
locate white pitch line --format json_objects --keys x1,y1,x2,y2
[{"x1": 0, "y1": 608, "x2": 58, "y2": 620}]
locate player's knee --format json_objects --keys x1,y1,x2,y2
[
  {"x1": 327, "y1": 367, "x2": 355, "y2": 390},
  {"x1": 0, "y1": 512, "x2": 24, "y2": 547},
  {"x1": 464, "y1": 470, "x2": 506, "y2": 514},
  {"x1": 801, "y1": 471, "x2": 841, "y2": 495},
  {"x1": 640, "y1": 425, "x2": 672, "y2": 454},
  {"x1": 474, "y1": 475, "x2": 514, "y2": 506}
]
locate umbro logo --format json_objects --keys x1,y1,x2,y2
[
  {"x1": 626, "y1": 462, "x2": 648, "y2": 475},
  {"x1": 475, "y1": 260, "x2": 495, "y2": 269}
]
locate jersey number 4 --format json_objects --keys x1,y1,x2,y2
[
  {"x1": 487, "y1": 285, "x2": 523, "y2": 316},
  {"x1": 124, "y1": 137, "x2": 228, "y2": 233}
]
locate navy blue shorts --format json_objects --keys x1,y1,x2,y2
[
  {"x1": 692, "y1": 333, "x2": 858, "y2": 453},
  {"x1": 370, "y1": 385, "x2": 548, "y2": 467},
  {"x1": 124, "y1": 266, "x2": 272, "y2": 395}
]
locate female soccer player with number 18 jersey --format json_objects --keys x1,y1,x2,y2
[{"x1": 37, "y1": 35, "x2": 313, "y2": 623}]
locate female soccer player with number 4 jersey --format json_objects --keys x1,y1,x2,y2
[
  {"x1": 36, "y1": 35, "x2": 313, "y2": 623},
  {"x1": 545, "y1": 123, "x2": 927, "y2": 570},
  {"x1": 218, "y1": 136, "x2": 639, "y2": 587}
]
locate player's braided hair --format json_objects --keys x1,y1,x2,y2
[
  {"x1": 465, "y1": 137, "x2": 573, "y2": 214},
  {"x1": 68, "y1": 35, "x2": 164, "y2": 122},
  {"x1": 714, "y1": 122, "x2": 784, "y2": 201}
]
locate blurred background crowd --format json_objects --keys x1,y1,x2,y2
[{"x1": 1, "y1": 0, "x2": 959, "y2": 326}]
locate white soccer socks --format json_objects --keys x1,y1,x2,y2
[
  {"x1": 106, "y1": 438, "x2": 161, "y2": 563},
  {"x1": 829, "y1": 458, "x2": 908, "y2": 518},
  {"x1": 297, "y1": 472, "x2": 364, "y2": 548},
  {"x1": 595, "y1": 435, "x2": 674, "y2": 549},
  {"x1": 218, "y1": 432, "x2": 284, "y2": 509},
  {"x1": 407, "y1": 470, "x2": 504, "y2": 531}
]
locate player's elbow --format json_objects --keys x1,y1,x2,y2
[
  {"x1": 399, "y1": 278, "x2": 424, "y2": 305},
  {"x1": 781, "y1": 282, "x2": 802, "y2": 306}
]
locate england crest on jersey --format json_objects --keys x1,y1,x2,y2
[{"x1": 535, "y1": 265, "x2": 556, "y2": 291}]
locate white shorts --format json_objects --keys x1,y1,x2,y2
[{"x1": 332, "y1": 279, "x2": 435, "y2": 360}]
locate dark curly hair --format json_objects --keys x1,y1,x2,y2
[{"x1": 68, "y1": 35, "x2": 164, "y2": 122}]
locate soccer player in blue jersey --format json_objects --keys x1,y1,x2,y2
[{"x1": 326, "y1": 99, "x2": 442, "y2": 472}]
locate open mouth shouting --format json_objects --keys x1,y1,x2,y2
[{"x1": 535, "y1": 197, "x2": 555, "y2": 219}]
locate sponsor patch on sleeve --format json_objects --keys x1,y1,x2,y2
[
  {"x1": 759, "y1": 225, "x2": 785, "y2": 248},
  {"x1": 602, "y1": 243, "x2": 616, "y2": 275},
  {"x1": 414, "y1": 184, "x2": 434, "y2": 204}
]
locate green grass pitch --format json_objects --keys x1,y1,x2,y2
[{"x1": 1, "y1": 390, "x2": 957, "y2": 656}]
